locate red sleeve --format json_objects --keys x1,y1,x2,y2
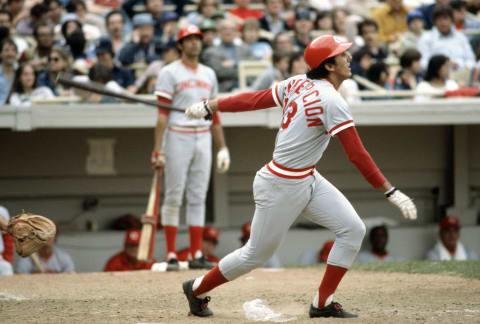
[
  {"x1": 103, "y1": 253, "x2": 125, "y2": 272},
  {"x1": 157, "y1": 97, "x2": 172, "y2": 115},
  {"x1": 2, "y1": 233, "x2": 13, "y2": 263},
  {"x1": 444, "y1": 88, "x2": 479, "y2": 98},
  {"x1": 218, "y1": 88, "x2": 277, "y2": 112},
  {"x1": 336, "y1": 126, "x2": 387, "y2": 188}
]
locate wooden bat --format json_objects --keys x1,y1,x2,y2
[
  {"x1": 56, "y1": 73, "x2": 184, "y2": 112},
  {"x1": 137, "y1": 169, "x2": 162, "y2": 261},
  {"x1": 30, "y1": 252, "x2": 45, "y2": 273}
]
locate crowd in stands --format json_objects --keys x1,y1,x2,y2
[{"x1": 0, "y1": 0, "x2": 478, "y2": 105}]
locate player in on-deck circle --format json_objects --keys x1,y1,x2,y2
[
  {"x1": 150, "y1": 24, "x2": 230, "y2": 271},
  {"x1": 181, "y1": 35, "x2": 417, "y2": 318}
]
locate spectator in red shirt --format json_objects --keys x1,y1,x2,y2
[
  {"x1": 228, "y1": 0, "x2": 264, "y2": 24},
  {"x1": 104, "y1": 229, "x2": 155, "y2": 271},
  {"x1": 178, "y1": 226, "x2": 220, "y2": 264}
]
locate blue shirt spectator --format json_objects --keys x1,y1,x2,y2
[{"x1": 0, "y1": 39, "x2": 18, "y2": 104}]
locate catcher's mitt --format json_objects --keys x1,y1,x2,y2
[{"x1": 7, "y1": 213, "x2": 56, "y2": 257}]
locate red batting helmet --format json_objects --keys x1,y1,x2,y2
[
  {"x1": 177, "y1": 24, "x2": 203, "y2": 42},
  {"x1": 304, "y1": 35, "x2": 352, "y2": 70}
]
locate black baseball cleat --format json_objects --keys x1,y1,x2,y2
[
  {"x1": 182, "y1": 279, "x2": 213, "y2": 317},
  {"x1": 188, "y1": 256, "x2": 215, "y2": 270},
  {"x1": 166, "y1": 258, "x2": 179, "y2": 271},
  {"x1": 309, "y1": 302, "x2": 358, "y2": 318}
]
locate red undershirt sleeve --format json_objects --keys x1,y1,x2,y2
[
  {"x1": 218, "y1": 89, "x2": 277, "y2": 112},
  {"x1": 157, "y1": 97, "x2": 172, "y2": 115},
  {"x1": 336, "y1": 126, "x2": 387, "y2": 188}
]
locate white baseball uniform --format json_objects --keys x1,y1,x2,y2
[
  {"x1": 218, "y1": 75, "x2": 366, "y2": 280},
  {"x1": 155, "y1": 60, "x2": 218, "y2": 228}
]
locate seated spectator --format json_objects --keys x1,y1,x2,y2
[
  {"x1": 292, "y1": 7, "x2": 315, "y2": 51},
  {"x1": 156, "y1": 11, "x2": 177, "y2": 47},
  {"x1": 394, "y1": 48, "x2": 422, "y2": 90},
  {"x1": 419, "y1": 0, "x2": 450, "y2": 30},
  {"x1": 104, "y1": 229, "x2": 155, "y2": 271},
  {"x1": 356, "y1": 225, "x2": 405, "y2": 263},
  {"x1": 394, "y1": 10, "x2": 425, "y2": 56},
  {"x1": 451, "y1": 0, "x2": 480, "y2": 31},
  {"x1": 178, "y1": 226, "x2": 220, "y2": 264},
  {"x1": 58, "y1": 13, "x2": 82, "y2": 45},
  {"x1": 118, "y1": 13, "x2": 162, "y2": 67},
  {"x1": 228, "y1": 0, "x2": 264, "y2": 25},
  {"x1": 22, "y1": 24, "x2": 55, "y2": 72},
  {"x1": 186, "y1": 0, "x2": 219, "y2": 27},
  {"x1": 418, "y1": 5, "x2": 476, "y2": 70},
  {"x1": 6, "y1": 63, "x2": 55, "y2": 106},
  {"x1": 16, "y1": 3, "x2": 49, "y2": 36},
  {"x1": 357, "y1": 19, "x2": 388, "y2": 62},
  {"x1": 366, "y1": 62, "x2": 392, "y2": 90},
  {"x1": 122, "y1": 0, "x2": 166, "y2": 38},
  {"x1": 288, "y1": 50, "x2": 308, "y2": 77},
  {"x1": 65, "y1": 0, "x2": 102, "y2": 40},
  {"x1": 0, "y1": 9, "x2": 28, "y2": 59},
  {"x1": 241, "y1": 221, "x2": 282, "y2": 268},
  {"x1": 242, "y1": 19, "x2": 272, "y2": 60},
  {"x1": 16, "y1": 229, "x2": 75, "y2": 274},
  {"x1": 199, "y1": 18, "x2": 217, "y2": 54},
  {"x1": 0, "y1": 206, "x2": 13, "y2": 275},
  {"x1": 426, "y1": 216, "x2": 479, "y2": 261},
  {"x1": 298, "y1": 240, "x2": 334, "y2": 265},
  {"x1": 37, "y1": 46, "x2": 71, "y2": 96},
  {"x1": 272, "y1": 31, "x2": 294, "y2": 54},
  {"x1": 315, "y1": 10, "x2": 333, "y2": 31},
  {"x1": 350, "y1": 48, "x2": 373, "y2": 80},
  {"x1": 66, "y1": 29, "x2": 88, "y2": 60},
  {"x1": 331, "y1": 8, "x2": 349, "y2": 42},
  {"x1": 259, "y1": 0, "x2": 288, "y2": 34},
  {"x1": 202, "y1": 19, "x2": 255, "y2": 92},
  {"x1": 415, "y1": 54, "x2": 459, "y2": 101},
  {"x1": 105, "y1": 10, "x2": 128, "y2": 58},
  {"x1": 372, "y1": 0, "x2": 410, "y2": 44},
  {"x1": 251, "y1": 50, "x2": 289, "y2": 90},
  {"x1": 47, "y1": 0, "x2": 64, "y2": 27},
  {"x1": 0, "y1": 38, "x2": 18, "y2": 104},
  {"x1": 95, "y1": 37, "x2": 135, "y2": 91},
  {"x1": 87, "y1": 62, "x2": 123, "y2": 102},
  {"x1": 5, "y1": 0, "x2": 26, "y2": 28}
]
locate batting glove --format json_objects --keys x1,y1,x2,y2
[
  {"x1": 151, "y1": 151, "x2": 166, "y2": 168},
  {"x1": 185, "y1": 100, "x2": 213, "y2": 120},
  {"x1": 216, "y1": 147, "x2": 230, "y2": 174},
  {"x1": 385, "y1": 188, "x2": 417, "y2": 220}
]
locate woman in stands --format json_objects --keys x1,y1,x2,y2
[
  {"x1": 6, "y1": 62, "x2": 54, "y2": 106},
  {"x1": 36, "y1": 46, "x2": 71, "y2": 96}
]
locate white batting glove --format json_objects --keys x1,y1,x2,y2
[
  {"x1": 185, "y1": 100, "x2": 213, "y2": 120},
  {"x1": 151, "y1": 150, "x2": 166, "y2": 168},
  {"x1": 216, "y1": 147, "x2": 230, "y2": 174},
  {"x1": 386, "y1": 188, "x2": 417, "y2": 220}
]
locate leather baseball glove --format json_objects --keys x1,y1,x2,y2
[{"x1": 7, "y1": 213, "x2": 56, "y2": 257}]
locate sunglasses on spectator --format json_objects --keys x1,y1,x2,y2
[{"x1": 49, "y1": 56, "x2": 61, "y2": 62}]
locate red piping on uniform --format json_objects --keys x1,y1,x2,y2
[
  {"x1": 329, "y1": 120, "x2": 353, "y2": 134},
  {"x1": 157, "y1": 97, "x2": 172, "y2": 115},
  {"x1": 266, "y1": 164, "x2": 314, "y2": 179},
  {"x1": 271, "y1": 160, "x2": 315, "y2": 172}
]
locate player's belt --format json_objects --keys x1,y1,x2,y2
[
  {"x1": 168, "y1": 126, "x2": 210, "y2": 134},
  {"x1": 266, "y1": 160, "x2": 315, "y2": 179}
]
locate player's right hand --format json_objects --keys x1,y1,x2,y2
[
  {"x1": 141, "y1": 214, "x2": 156, "y2": 225},
  {"x1": 151, "y1": 150, "x2": 165, "y2": 168},
  {"x1": 185, "y1": 100, "x2": 212, "y2": 120},
  {"x1": 385, "y1": 188, "x2": 417, "y2": 220}
]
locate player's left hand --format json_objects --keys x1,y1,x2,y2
[
  {"x1": 386, "y1": 188, "x2": 417, "y2": 220},
  {"x1": 185, "y1": 100, "x2": 212, "y2": 120},
  {"x1": 216, "y1": 147, "x2": 230, "y2": 173}
]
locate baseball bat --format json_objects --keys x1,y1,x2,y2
[
  {"x1": 137, "y1": 169, "x2": 161, "y2": 261},
  {"x1": 30, "y1": 252, "x2": 45, "y2": 273},
  {"x1": 55, "y1": 73, "x2": 184, "y2": 113}
]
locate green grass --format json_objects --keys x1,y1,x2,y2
[{"x1": 350, "y1": 260, "x2": 480, "y2": 279}]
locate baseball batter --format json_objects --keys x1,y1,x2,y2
[
  {"x1": 151, "y1": 24, "x2": 230, "y2": 271},
  {"x1": 181, "y1": 35, "x2": 417, "y2": 318}
]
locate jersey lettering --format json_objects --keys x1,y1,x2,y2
[{"x1": 281, "y1": 101, "x2": 297, "y2": 129}]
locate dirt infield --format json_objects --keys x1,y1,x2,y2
[{"x1": 1, "y1": 267, "x2": 479, "y2": 324}]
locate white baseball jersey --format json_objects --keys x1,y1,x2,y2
[
  {"x1": 271, "y1": 75, "x2": 354, "y2": 169},
  {"x1": 154, "y1": 60, "x2": 218, "y2": 127}
]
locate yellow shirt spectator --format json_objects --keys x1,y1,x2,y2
[{"x1": 372, "y1": 0, "x2": 410, "y2": 43}]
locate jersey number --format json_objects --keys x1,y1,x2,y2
[{"x1": 281, "y1": 101, "x2": 297, "y2": 129}]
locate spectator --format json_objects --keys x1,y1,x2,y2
[
  {"x1": 16, "y1": 3, "x2": 49, "y2": 36},
  {"x1": 37, "y1": 46, "x2": 71, "y2": 96},
  {"x1": 259, "y1": 0, "x2": 288, "y2": 34},
  {"x1": 288, "y1": 50, "x2": 308, "y2": 77},
  {"x1": 104, "y1": 229, "x2": 155, "y2": 271},
  {"x1": 47, "y1": 0, "x2": 64, "y2": 27},
  {"x1": 350, "y1": 48, "x2": 373, "y2": 80},
  {"x1": 59, "y1": 13, "x2": 82, "y2": 44},
  {"x1": 156, "y1": 11, "x2": 177, "y2": 47},
  {"x1": 331, "y1": 8, "x2": 348, "y2": 42},
  {"x1": 298, "y1": 240, "x2": 335, "y2": 265},
  {"x1": 65, "y1": 0, "x2": 102, "y2": 40},
  {"x1": 122, "y1": 0, "x2": 165, "y2": 38},
  {"x1": 202, "y1": 19, "x2": 255, "y2": 92},
  {"x1": 357, "y1": 19, "x2": 388, "y2": 61},
  {"x1": 418, "y1": 5, "x2": 476, "y2": 70},
  {"x1": 251, "y1": 50, "x2": 289, "y2": 90},
  {"x1": 16, "y1": 229, "x2": 75, "y2": 274},
  {"x1": 415, "y1": 54, "x2": 458, "y2": 101},
  {"x1": 95, "y1": 37, "x2": 135, "y2": 91},
  {"x1": 272, "y1": 31, "x2": 293, "y2": 54},
  {"x1": 88, "y1": 62, "x2": 123, "y2": 102},
  {"x1": 394, "y1": 10, "x2": 425, "y2": 56},
  {"x1": 228, "y1": 0, "x2": 264, "y2": 24},
  {"x1": 0, "y1": 10, "x2": 28, "y2": 58},
  {"x1": 104, "y1": 10, "x2": 128, "y2": 57},
  {"x1": 356, "y1": 225, "x2": 405, "y2": 263},
  {"x1": 451, "y1": 0, "x2": 480, "y2": 31},
  {"x1": 66, "y1": 28, "x2": 87, "y2": 60},
  {"x1": 292, "y1": 7, "x2": 315, "y2": 51},
  {"x1": 118, "y1": 13, "x2": 162, "y2": 67},
  {"x1": 372, "y1": 0, "x2": 410, "y2": 43},
  {"x1": 178, "y1": 226, "x2": 220, "y2": 264},
  {"x1": 315, "y1": 10, "x2": 333, "y2": 31},
  {"x1": 242, "y1": 19, "x2": 272, "y2": 60},
  {"x1": 394, "y1": 48, "x2": 422, "y2": 90},
  {"x1": 4, "y1": 0, "x2": 26, "y2": 28},
  {"x1": 419, "y1": 0, "x2": 449, "y2": 30},
  {"x1": 199, "y1": 18, "x2": 216, "y2": 52},
  {"x1": 366, "y1": 61, "x2": 392, "y2": 91},
  {"x1": 22, "y1": 24, "x2": 55, "y2": 72},
  {"x1": 0, "y1": 206, "x2": 13, "y2": 275},
  {"x1": 426, "y1": 216, "x2": 478, "y2": 260},
  {"x1": 6, "y1": 63, "x2": 55, "y2": 106},
  {"x1": 185, "y1": 0, "x2": 219, "y2": 27},
  {"x1": 240, "y1": 222, "x2": 281, "y2": 268},
  {"x1": 0, "y1": 38, "x2": 18, "y2": 104}
]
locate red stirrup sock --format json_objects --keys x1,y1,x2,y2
[
  {"x1": 317, "y1": 264, "x2": 348, "y2": 307},
  {"x1": 163, "y1": 226, "x2": 178, "y2": 259},
  {"x1": 193, "y1": 265, "x2": 229, "y2": 297},
  {"x1": 189, "y1": 226, "x2": 203, "y2": 259}
]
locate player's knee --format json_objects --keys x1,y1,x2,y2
[
  {"x1": 350, "y1": 221, "x2": 366, "y2": 246},
  {"x1": 161, "y1": 205, "x2": 180, "y2": 226}
]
